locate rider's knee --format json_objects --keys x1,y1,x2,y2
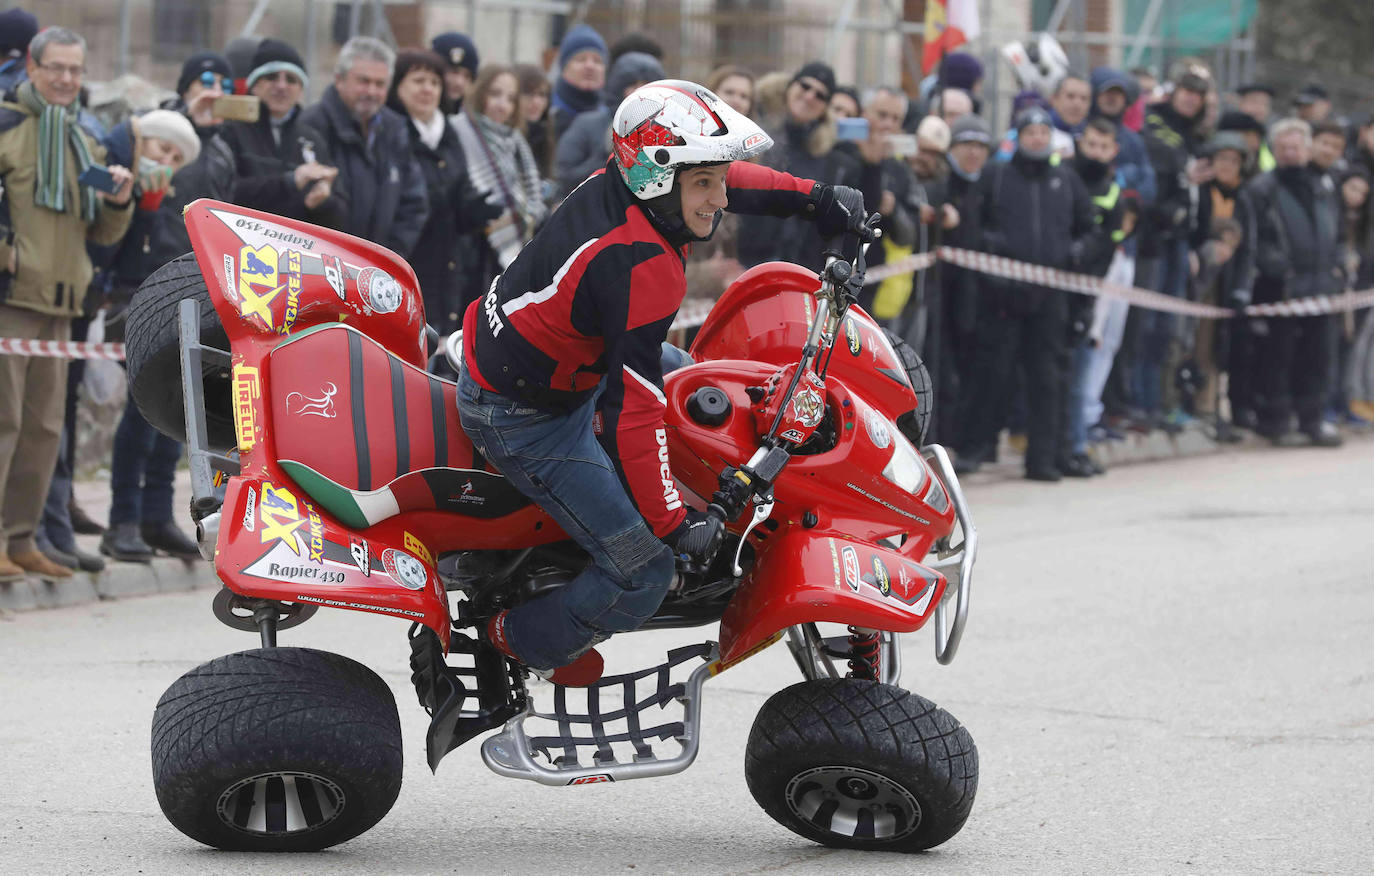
[{"x1": 591, "y1": 539, "x2": 675, "y2": 632}]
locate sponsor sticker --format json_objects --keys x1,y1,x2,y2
[
  {"x1": 792, "y1": 387, "x2": 825, "y2": 428},
  {"x1": 382, "y1": 549, "x2": 428, "y2": 590},
  {"x1": 286, "y1": 381, "x2": 338, "y2": 418},
  {"x1": 828, "y1": 538, "x2": 842, "y2": 588},
  {"x1": 864, "y1": 409, "x2": 892, "y2": 449},
  {"x1": 322, "y1": 253, "x2": 347, "y2": 300},
  {"x1": 241, "y1": 486, "x2": 257, "y2": 533},
  {"x1": 780, "y1": 427, "x2": 806, "y2": 444},
  {"x1": 403, "y1": 532, "x2": 434, "y2": 567},
  {"x1": 893, "y1": 564, "x2": 939, "y2": 613},
  {"x1": 237, "y1": 244, "x2": 284, "y2": 328},
  {"x1": 306, "y1": 504, "x2": 324, "y2": 563},
  {"x1": 870, "y1": 555, "x2": 891, "y2": 596},
  {"x1": 259, "y1": 482, "x2": 307, "y2": 555},
  {"x1": 350, "y1": 538, "x2": 371, "y2": 576},
  {"x1": 841, "y1": 545, "x2": 860, "y2": 592},
  {"x1": 845, "y1": 316, "x2": 862, "y2": 356},
  {"x1": 278, "y1": 249, "x2": 302, "y2": 335},
  {"x1": 222, "y1": 253, "x2": 238, "y2": 302},
  {"x1": 567, "y1": 775, "x2": 614, "y2": 785},
  {"x1": 232, "y1": 365, "x2": 260, "y2": 451},
  {"x1": 742, "y1": 133, "x2": 767, "y2": 150},
  {"x1": 357, "y1": 266, "x2": 403, "y2": 314}
]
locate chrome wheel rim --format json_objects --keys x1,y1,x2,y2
[
  {"x1": 216, "y1": 771, "x2": 345, "y2": 836},
  {"x1": 784, "y1": 765, "x2": 921, "y2": 841}
]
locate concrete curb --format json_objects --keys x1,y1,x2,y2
[{"x1": 0, "y1": 556, "x2": 220, "y2": 614}]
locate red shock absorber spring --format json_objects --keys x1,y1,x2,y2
[{"x1": 846, "y1": 626, "x2": 882, "y2": 680}]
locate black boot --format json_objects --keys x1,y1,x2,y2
[
  {"x1": 141, "y1": 520, "x2": 201, "y2": 560},
  {"x1": 100, "y1": 523, "x2": 154, "y2": 563},
  {"x1": 1056, "y1": 454, "x2": 1096, "y2": 478}
]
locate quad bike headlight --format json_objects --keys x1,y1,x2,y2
[{"x1": 881, "y1": 428, "x2": 928, "y2": 497}]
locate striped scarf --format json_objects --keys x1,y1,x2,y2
[
  {"x1": 17, "y1": 81, "x2": 99, "y2": 221},
  {"x1": 452, "y1": 110, "x2": 544, "y2": 237}
]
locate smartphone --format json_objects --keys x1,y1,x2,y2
[
  {"x1": 836, "y1": 116, "x2": 869, "y2": 142},
  {"x1": 887, "y1": 133, "x2": 918, "y2": 156},
  {"x1": 213, "y1": 94, "x2": 260, "y2": 123},
  {"x1": 77, "y1": 164, "x2": 121, "y2": 194}
]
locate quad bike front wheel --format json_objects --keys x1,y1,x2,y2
[
  {"x1": 745, "y1": 678, "x2": 977, "y2": 852},
  {"x1": 150, "y1": 647, "x2": 403, "y2": 851}
]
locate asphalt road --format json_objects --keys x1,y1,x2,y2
[{"x1": 2, "y1": 441, "x2": 1372, "y2": 875}]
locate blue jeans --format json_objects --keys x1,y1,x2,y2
[
  {"x1": 109, "y1": 398, "x2": 182, "y2": 527},
  {"x1": 1131, "y1": 239, "x2": 1189, "y2": 415},
  {"x1": 455, "y1": 370, "x2": 675, "y2": 670}
]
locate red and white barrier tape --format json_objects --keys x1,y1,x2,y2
[{"x1": 0, "y1": 338, "x2": 125, "y2": 360}]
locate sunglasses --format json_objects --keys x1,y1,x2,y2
[
  {"x1": 200, "y1": 70, "x2": 235, "y2": 92},
  {"x1": 796, "y1": 80, "x2": 830, "y2": 102}
]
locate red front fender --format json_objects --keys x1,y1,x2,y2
[{"x1": 718, "y1": 531, "x2": 946, "y2": 665}]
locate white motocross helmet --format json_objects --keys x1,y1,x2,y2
[
  {"x1": 611, "y1": 79, "x2": 773, "y2": 201},
  {"x1": 1001, "y1": 33, "x2": 1070, "y2": 97}
]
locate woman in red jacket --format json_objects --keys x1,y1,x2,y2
[{"x1": 458, "y1": 80, "x2": 866, "y2": 684}]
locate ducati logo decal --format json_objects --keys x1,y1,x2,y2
[
  {"x1": 841, "y1": 545, "x2": 861, "y2": 592},
  {"x1": 286, "y1": 381, "x2": 338, "y2": 418}
]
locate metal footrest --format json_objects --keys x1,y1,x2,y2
[{"x1": 481, "y1": 642, "x2": 717, "y2": 786}]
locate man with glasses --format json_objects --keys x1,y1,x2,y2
[
  {"x1": 301, "y1": 36, "x2": 428, "y2": 257},
  {"x1": 0, "y1": 26, "x2": 135, "y2": 580},
  {"x1": 739, "y1": 61, "x2": 878, "y2": 271},
  {"x1": 218, "y1": 38, "x2": 347, "y2": 228}
]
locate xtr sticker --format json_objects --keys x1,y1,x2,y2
[
  {"x1": 841, "y1": 545, "x2": 860, "y2": 592},
  {"x1": 232, "y1": 365, "x2": 260, "y2": 451},
  {"x1": 403, "y1": 532, "x2": 434, "y2": 567},
  {"x1": 259, "y1": 482, "x2": 307, "y2": 554},
  {"x1": 237, "y1": 244, "x2": 284, "y2": 328}
]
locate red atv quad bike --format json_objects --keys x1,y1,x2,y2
[{"x1": 131, "y1": 200, "x2": 978, "y2": 854}]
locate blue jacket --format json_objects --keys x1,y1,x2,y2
[
  {"x1": 300, "y1": 86, "x2": 430, "y2": 257},
  {"x1": 1090, "y1": 67, "x2": 1156, "y2": 256}
]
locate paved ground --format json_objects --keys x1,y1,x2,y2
[{"x1": 2, "y1": 440, "x2": 1372, "y2": 875}]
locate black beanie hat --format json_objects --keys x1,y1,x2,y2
[
  {"x1": 431, "y1": 32, "x2": 479, "y2": 77},
  {"x1": 0, "y1": 7, "x2": 38, "y2": 57},
  {"x1": 176, "y1": 51, "x2": 233, "y2": 97},
  {"x1": 246, "y1": 38, "x2": 308, "y2": 91},
  {"x1": 792, "y1": 61, "x2": 836, "y2": 97}
]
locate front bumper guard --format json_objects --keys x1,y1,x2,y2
[{"x1": 923, "y1": 444, "x2": 977, "y2": 665}]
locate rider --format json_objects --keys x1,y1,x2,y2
[{"x1": 457, "y1": 80, "x2": 867, "y2": 685}]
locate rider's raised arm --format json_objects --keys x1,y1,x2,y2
[{"x1": 723, "y1": 161, "x2": 817, "y2": 217}]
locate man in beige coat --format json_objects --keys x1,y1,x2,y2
[{"x1": 0, "y1": 27, "x2": 133, "y2": 579}]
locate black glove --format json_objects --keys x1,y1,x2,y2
[
  {"x1": 666, "y1": 509, "x2": 725, "y2": 571},
  {"x1": 813, "y1": 184, "x2": 868, "y2": 239}
]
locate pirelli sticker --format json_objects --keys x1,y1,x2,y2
[{"x1": 232, "y1": 364, "x2": 260, "y2": 451}]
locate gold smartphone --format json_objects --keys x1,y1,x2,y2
[{"x1": 212, "y1": 95, "x2": 260, "y2": 123}]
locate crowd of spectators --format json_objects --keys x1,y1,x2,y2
[{"x1": 0, "y1": 7, "x2": 1371, "y2": 579}]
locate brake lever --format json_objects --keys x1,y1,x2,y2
[{"x1": 731, "y1": 494, "x2": 775, "y2": 577}]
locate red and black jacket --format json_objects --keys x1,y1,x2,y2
[{"x1": 463, "y1": 158, "x2": 817, "y2": 537}]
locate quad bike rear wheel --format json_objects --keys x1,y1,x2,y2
[
  {"x1": 151, "y1": 647, "x2": 403, "y2": 851},
  {"x1": 745, "y1": 678, "x2": 977, "y2": 852},
  {"x1": 125, "y1": 253, "x2": 234, "y2": 448}
]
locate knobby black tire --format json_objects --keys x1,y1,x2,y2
[
  {"x1": 745, "y1": 678, "x2": 977, "y2": 852},
  {"x1": 125, "y1": 253, "x2": 235, "y2": 448},
  {"x1": 882, "y1": 327, "x2": 934, "y2": 446},
  {"x1": 150, "y1": 647, "x2": 403, "y2": 852}
]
